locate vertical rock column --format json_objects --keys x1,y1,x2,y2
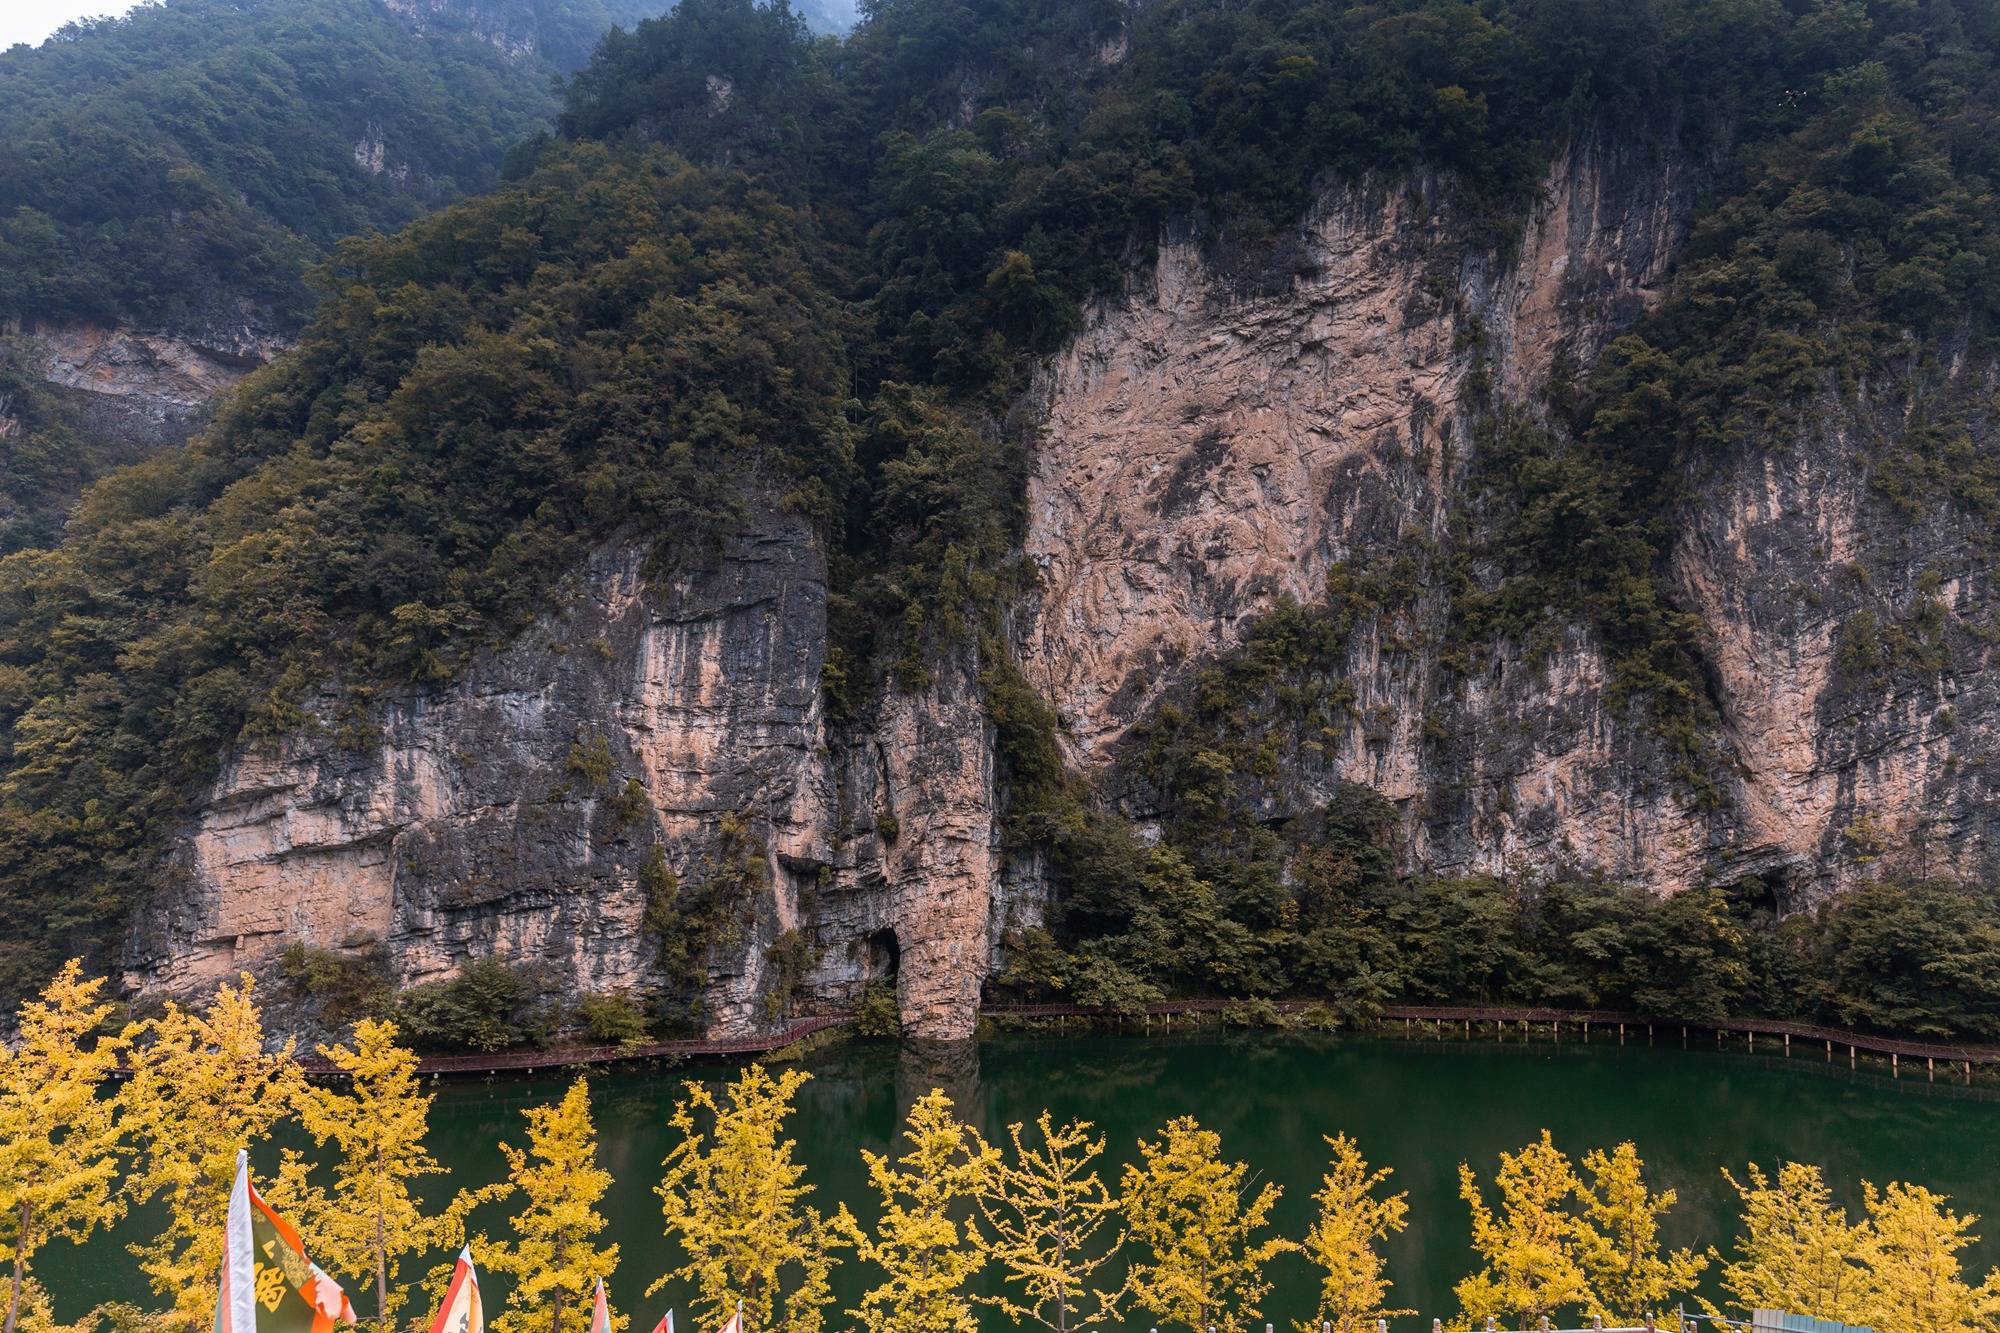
[{"x1": 875, "y1": 654, "x2": 997, "y2": 1040}]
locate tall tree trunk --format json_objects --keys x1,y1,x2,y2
[
  {"x1": 375, "y1": 1148, "x2": 389, "y2": 1333},
  {"x1": 550, "y1": 1233, "x2": 566, "y2": 1333},
  {"x1": 5, "y1": 1203, "x2": 34, "y2": 1333}
]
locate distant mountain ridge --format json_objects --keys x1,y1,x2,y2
[{"x1": 0, "y1": 0, "x2": 672, "y2": 552}]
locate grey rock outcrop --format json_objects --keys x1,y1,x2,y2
[
  {"x1": 135, "y1": 133, "x2": 2000, "y2": 1036},
  {"x1": 138, "y1": 507, "x2": 1003, "y2": 1040},
  {"x1": 26, "y1": 321, "x2": 284, "y2": 453}
]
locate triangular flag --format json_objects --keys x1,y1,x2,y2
[
  {"x1": 590, "y1": 1280, "x2": 611, "y2": 1333},
  {"x1": 709, "y1": 1312, "x2": 741, "y2": 1333},
  {"x1": 428, "y1": 1248, "x2": 484, "y2": 1333},
  {"x1": 646, "y1": 1313, "x2": 672, "y2": 1333},
  {"x1": 215, "y1": 1151, "x2": 357, "y2": 1333}
]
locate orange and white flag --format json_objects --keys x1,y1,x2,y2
[
  {"x1": 427, "y1": 1248, "x2": 484, "y2": 1333},
  {"x1": 709, "y1": 1312, "x2": 741, "y2": 1333},
  {"x1": 214, "y1": 1150, "x2": 355, "y2": 1333},
  {"x1": 646, "y1": 1313, "x2": 673, "y2": 1333},
  {"x1": 589, "y1": 1281, "x2": 611, "y2": 1333}
]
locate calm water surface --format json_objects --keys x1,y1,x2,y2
[{"x1": 49, "y1": 1029, "x2": 2000, "y2": 1329}]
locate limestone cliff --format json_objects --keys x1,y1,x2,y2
[
  {"x1": 133, "y1": 133, "x2": 2000, "y2": 1037},
  {"x1": 1021, "y1": 132, "x2": 2000, "y2": 908},
  {"x1": 1019, "y1": 135, "x2": 1709, "y2": 890},
  {"x1": 24, "y1": 321, "x2": 284, "y2": 452},
  {"x1": 137, "y1": 509, "x2": 1006, "y2": 1040}
]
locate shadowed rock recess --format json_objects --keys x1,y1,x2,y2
[{"x1": 127, "y1": 126, "x2": 2000, "y2": 1040}]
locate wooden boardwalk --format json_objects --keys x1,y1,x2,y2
[
  {"x1": 982, "y1": 1000, "x2": 2000, "y2": 1073},
  {"x1": 309, "y1": 1013, "x2": 852, "y2": 1077},
  {"x1": 376, "y1": 1000, "x2": 2000, "y2": 1078}
]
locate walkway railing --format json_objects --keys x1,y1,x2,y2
[
  {"x1": 347, "y1": 998, "x2": 2000, "y2": 1078},
  {"x1": 303, "y1": 1013, "x2": 851, "y2": 1077},
  {"x1": 982, "y1": 998, "x2": 2000, "y2": 1073}
]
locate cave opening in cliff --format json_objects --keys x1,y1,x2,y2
[
  {"x1": 1740, "y1": 865, "x2": 1804, "y2": 922},
  {"x1": 866, "y1": 927, "x2": 901, "y2": 979}
]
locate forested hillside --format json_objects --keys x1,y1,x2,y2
[
  {"x1": 0, "y1": 0, "x2": 664, "y2": 329},
  {"x1": 0, "y1": 0, "x2": 672, "y2": 553},
  {"x1": 5, "y1": 0, "x2": 2000, "y2": 1041}
]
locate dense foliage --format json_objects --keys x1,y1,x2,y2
[
  {"x1": 0, "y1": 144, "x2": 848, "y2": 992},
  {"x1": 7, "y1": 0, "x2": 2000, "y2": 1038},
  {"x1": 6, "y1": 978, "x2": 1998, "y2": 1333},
  {"x1": 0, "y1": 340, "x2": 98, "y2": 554},
  {"x1": 0, "y1": 0, "x2": 667, "y2": 330}
]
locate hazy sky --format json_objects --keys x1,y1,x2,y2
[{"x1": 1, "y1": 0, "x2": 144, "y2": 51}]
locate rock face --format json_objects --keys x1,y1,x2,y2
[
  {"x1": 138, "y1": 508, "x2": 1005, "y2": 1040},
  {"x1": 1672, "y1": 400, "x2": 2000, "y2": 899},
  {"x1": 1019, "y1": 136, "x2": 1711, "y2": 889},
  {"x1": 1020, "y1": 132, "x2": 2000, "y2": 907},
  {"x1": 136, "y1": 134, "x2": 2000, "y2": 1036},
  {"x1": 26, "y1": 321, "x2": 284, "y2": 454}
]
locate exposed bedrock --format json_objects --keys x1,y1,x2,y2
[
  {"x1": 140, "y1": 134, "x2": 2000, "y2": 1035},
  {"x1": 26, "y1": 321, "x2": 285, "y2": 451},
  {"x1": 1018, "y1": 133, "x2": 1999, "y2": 902},
  {"x1": 138, "y1": 508, "x2": 1002, "y2": 1039}
]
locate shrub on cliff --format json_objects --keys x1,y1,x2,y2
[{"x1": 396, "y1": 960, "x2": 554, "y2": 1052}]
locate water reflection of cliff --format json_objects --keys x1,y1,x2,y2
[{"x1": 897, "y1": 1038, "x2": 984, "y2": 1135}]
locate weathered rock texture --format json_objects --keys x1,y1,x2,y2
[
  {"x1": 28, "y1": 321, "x2": 283, "y2": 453},
  {"x1": 1021, "y1": 134, "x2": 2000, "y2": 907},
  {"x1": 139, "y1": 508, "x2": 1004, "y2": 1039},
  {"x1": 1020, "y1": 137, "x2": 1712, "y2": 888},
  {"x1": 1671, "y1": 398, "x2": 2000, "y2": 898},
  {"x1": 137, "y1": 135, "x2": 2000, "y2": 1036}
]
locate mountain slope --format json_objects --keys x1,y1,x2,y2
[
  {"x1": 0, "y1": 0, "x2": 671, "y2": 552},
  {"x1": 6, "y1": 0, "x2": 2000, "y2": 1041}
]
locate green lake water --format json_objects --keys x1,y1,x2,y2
[{"x1": 45, "y1": 1029, "x2": 2000, "y2": 1330}]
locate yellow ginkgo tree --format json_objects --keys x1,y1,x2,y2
[
  {"x1": 975, "y1": 1112, "x2": 1123, "y2": 1333},
  {"x1": 654, "y1": 1065, "x2": 842, "y2": 1333},
  {"x1": 120, "y1": 975, "x2": 301, "y2": 1332},
  {"x1": 1120, "y1": 1115, "x2": 1293, "y2": 1333},
  {"x1": 1455, "y1": 1130, "x2": 1594, "y2": 1328},
  {"x1": 1576, "y1": 1142, "x2": 1705, "y2": 1324},
  {"x1": 480, "y1": 1078, "x2": 621, "y2": 1333},
  {"x1": 1715, "y1": 1162, "x2": 1866, "y2": 1324},
  {"x1": 1851, "y1": 1181, "x2": 2000, "y2": 1333},
  {"x1": 1296, "y1": 1133, "x2": 1410, "y2": 1333},
  {"x1": 0, "y1": 961, "x2": 128, "y2": 1333},
  {"x1": 839, "y1": 1090, "x2": 995, "y2": 1333},
  {"x1": 291, "y1": 1019, "x2": 501, "y2": 1333}
]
